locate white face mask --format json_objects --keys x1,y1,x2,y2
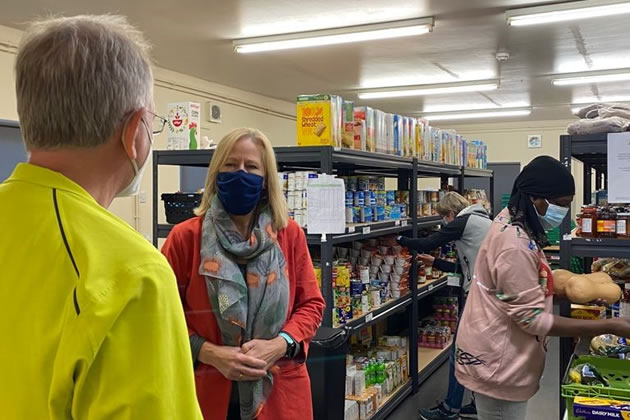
[{"x1": 117, "y1": 123, "x2": 152, "y2": 198}]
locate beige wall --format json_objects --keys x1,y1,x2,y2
[
  {"x1": 449, "y1": 119, "x2": 585, "y2": 215},
  {"x1": 0, "y1": 24, "x2": 296, "y2": 243}
]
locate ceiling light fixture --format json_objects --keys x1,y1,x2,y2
[
  {"x1": 357, "y1": 80, "x2": 499, "y2": 100},
  {"x1": 422, "y1": 108, "x2": 532, "y2": 122},
  {"x1": 233, "y1": 17, "x2": 434, "y2": 53},
  {"x1": 507, "y1": 0, "x2": 630, "y2": 26},
  {"x1": 553, "y1": 71, "x2": 630, "y2": 86}
]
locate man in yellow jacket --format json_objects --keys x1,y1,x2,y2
[{"x1": 0, "y1": 15, "x2": 202, "y2": 419}]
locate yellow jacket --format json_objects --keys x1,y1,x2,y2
[{"x1": 0, "y1": 163, "x2": 202, "y2": 419}]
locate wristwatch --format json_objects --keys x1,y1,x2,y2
[{"x1": 278, "y1": 331, "x2": 298, "y2": 359}]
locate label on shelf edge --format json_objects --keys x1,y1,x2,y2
[
  {"x1": 395, "y1": 220, "x2": 400, "y2": 226},
  {"x1": 563, "y1": 234, "x2": 572, "y2": 241},
  {"x1": 363, "y1": 226, "x2": 371, "y2": 234},
  {"x1": 401, "y1": 220, "x2": 408, "y2": 227},
  {"x1": 347, "y1": 226, "x2": 355, "y2": 233},
  {"x1": 428, "y1": 284, "x2": 434, "y2": 291},
  {"x1": 365, "y1": 313, "x2": 373, "y2": 322}
]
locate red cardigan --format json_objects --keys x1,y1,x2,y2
[{"x1": 162, "y1": 217, "x2": 325, "y2": 420}]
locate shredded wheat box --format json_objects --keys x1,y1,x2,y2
[{"x1": 296, "y1": 94, "x2": 342, "y2": 147}]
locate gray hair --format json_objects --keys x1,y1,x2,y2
[
  {"x1": 435, "y1": 192, "x2": 470, "y2": 217},
  {"x1": 15, "y1": 15, "x2": 153, "y2": 150}
]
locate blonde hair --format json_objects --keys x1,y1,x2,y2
[
  {"x1": 16, "y1": 15, "x2": 153, "y2": 149},
  {"x1": 435, "y1": 192, "x2": 470, "y2": 217},
  {"x1": 195, "y1": 128, "x2": 289, "y2": 231}
]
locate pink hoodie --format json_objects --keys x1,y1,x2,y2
[{"x1": 455, "y1": 208, "x2": 554, "y2": 402}]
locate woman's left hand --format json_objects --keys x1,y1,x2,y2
[{"x1": 241, "y1": 337, "x2": 287, "y2": 369}]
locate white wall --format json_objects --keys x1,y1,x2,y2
[{"x1": 0, "y1": 24, "x2": 296, "y2": 243}]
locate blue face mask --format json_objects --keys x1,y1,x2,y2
[
  {"x1": 535, "y1": 200, "x2": 569, "y2": 230},
  {"x1": 217, "y1": 170, "x2": 264, "y2": 215}
]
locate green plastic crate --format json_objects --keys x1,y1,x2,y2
[{"x1": 562, "y1": 354, "x2": 630, "y2": 419}]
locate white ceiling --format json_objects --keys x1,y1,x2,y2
[{"x1": 2, "y1": 0, "x2": 630, "y2": 123}]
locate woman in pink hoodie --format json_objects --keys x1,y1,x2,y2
[{"x1": 455, "y1": 156, "x2": 630, "y2": 420}]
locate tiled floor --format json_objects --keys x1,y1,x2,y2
[{"x1": 387, "y1": 337, "x2": 560, "y2": 420}]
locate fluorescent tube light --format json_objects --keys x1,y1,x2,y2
[
  {"x1": 422, "y1": 108, "x2": 531, "y2": 122},
  {"x1": 358, "y1": 81, "x2": 499, "y2": 100},
  {"x1": 507, "y1": 0, "x2": 630, "y2": 26},
  {"x1": 553, "y1": 72, "x2": 630, "y2": 86},
  {"x1": 234, "y1": 17, "x2": 434, "y2": 53}
]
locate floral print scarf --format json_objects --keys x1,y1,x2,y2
[{"x1": 200, "y1": 196, "x2": 290, "y2": 419}]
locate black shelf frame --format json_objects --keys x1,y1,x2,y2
[
  {"x1": 558, "y1": 133, "x2": 630, "y2": 418},
  {"x1": 151, "y1": 145, "x2": 493, "y2": 415}
]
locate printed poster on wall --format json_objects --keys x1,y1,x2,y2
[{"x1": 608, "y1": 132, "x2": 630, "y2": 203}]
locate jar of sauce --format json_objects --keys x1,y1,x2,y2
[
  {"x1": 617, "y1": 213, "x2": 630, "y2": 239},
  {"x1": 581, "y1": 206, "x2": 598, "y2": 238},
  {"x1": 597, "y1": 207, "x2": 617, "y2": 238}
]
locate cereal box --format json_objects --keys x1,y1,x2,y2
[
  {"x1": 296, "y1": 94, "x2": 342, "y2": 147},
  {"x1": 167, "y1": 102, "x2": 201, "y2": 150}
]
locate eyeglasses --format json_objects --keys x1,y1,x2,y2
[{"x1": 146, "y1": 110, "x2": 169, "y2": 135}]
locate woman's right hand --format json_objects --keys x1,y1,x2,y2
[{"x1": 198, "y1": 341, "x2": 268, "y2": 381}]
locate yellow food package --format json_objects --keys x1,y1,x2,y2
[
  {"x1": 336, "y1": 264, "x2": 351, "y2": 288},
  {"x1": 297, "y1": 94, "x2": 338, "y2": 147},
  {"x1": 571, "y1": 304, "x2": 606, "y2": 320},
  {"x1": 314, "y1": 266, "x2": 322, "y2": 289}
]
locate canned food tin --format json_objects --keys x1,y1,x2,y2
[{"x1": 354, "y1": 191, "x2": 365, "y2": 207}]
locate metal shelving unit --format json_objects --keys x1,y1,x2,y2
[
  {"x1": 152, "y1": 146, "x2": 493, "y2": 418},
  {"x1": 558, "y1": 133, "x2": 630, "y2": 418}
]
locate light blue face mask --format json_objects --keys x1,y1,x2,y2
[{"x1": 535, "y1": 200, "x2": 569, "y2": 230}]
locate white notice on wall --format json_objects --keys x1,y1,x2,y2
[
  {"x1": 608, "y1": 133, "x2": 630, "y2": 203},
  {"x1": 306, "y1": 174, "x2": 346, "y2": 234}
]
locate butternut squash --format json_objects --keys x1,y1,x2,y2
[
  {"x1": 552, "y1": 269, "x2": 576, "y2": 296},
  {"x1": 552, "y1": 270, "x2": 614, "y2": 297},
  {"x1": 565, "y1": 275, "x2": 621, "y2": 304},
  {"x1": 585, "y1": 272, "x2": 614, "y2": 285}
]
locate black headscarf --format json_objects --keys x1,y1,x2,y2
[{"x1": 508, "y1": 156, "x2": 575, "y2": 248}]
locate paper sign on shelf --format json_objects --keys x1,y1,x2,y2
[
  {"x1": 447, "y1": 275, "x2": 462, "y2": 287},
  {"x1": 608, "y1": 133, "x2": 630, "y2": 203},
  {"x1": 306, "y1": 174, "x2": 346, "y2": 234}
]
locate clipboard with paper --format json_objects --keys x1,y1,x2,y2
[{"x1": 306, "y1": 174, "x2": 346, "y2": 235}]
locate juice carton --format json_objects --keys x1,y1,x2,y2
[
  {"x1": 342, "y1": 101, "x2": 355, "y2": 148},
  {"x1": 393, "y1": 115, "x2": 401, "y2": 156},
  {"x1": 385, "y1": 113, "x2": 395, "y2": 155},
  {"x1": 354, "y1": 106, "x2": 374, "y2": 152},
  {"x1": 296, "y1": 94, "x2": 342, "y2": 147},
  {"x1": 410, "y1": 118, "x2": 417, "y2": 158},
  {"x1": 167, "y1": 102, "x2": 201, "y2": 150}
]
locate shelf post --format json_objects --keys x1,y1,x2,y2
[
  {"x1": 583, "y1": 164, "x2": 592, "y2": 206},
  {"x1": 152, "y1": 150, "x2": 159, "y2": 247},
  {"x1": 410, "y1": 158, "x2": 419, "y2": 393},
  {"x1": 559, "y1": 135, "x2": 574, "y2": 418}
]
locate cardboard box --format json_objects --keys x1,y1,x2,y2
[
  {"x1": 571, "y1": 304, "x2": 606, "y2": 320},
  {"x1": 296, "y1": 94, "x2": 342, "y2": 147},
  {"x1": 166, "y1": 102, "x2": 200, "y2": 150},
  {"x1": 344, "y1": 400, "x2": 359, "y2": 420}
]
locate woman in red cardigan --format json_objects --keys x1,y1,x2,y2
[{"x1": 162, "y1": 127, "x2": 325, "y2": 420}]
